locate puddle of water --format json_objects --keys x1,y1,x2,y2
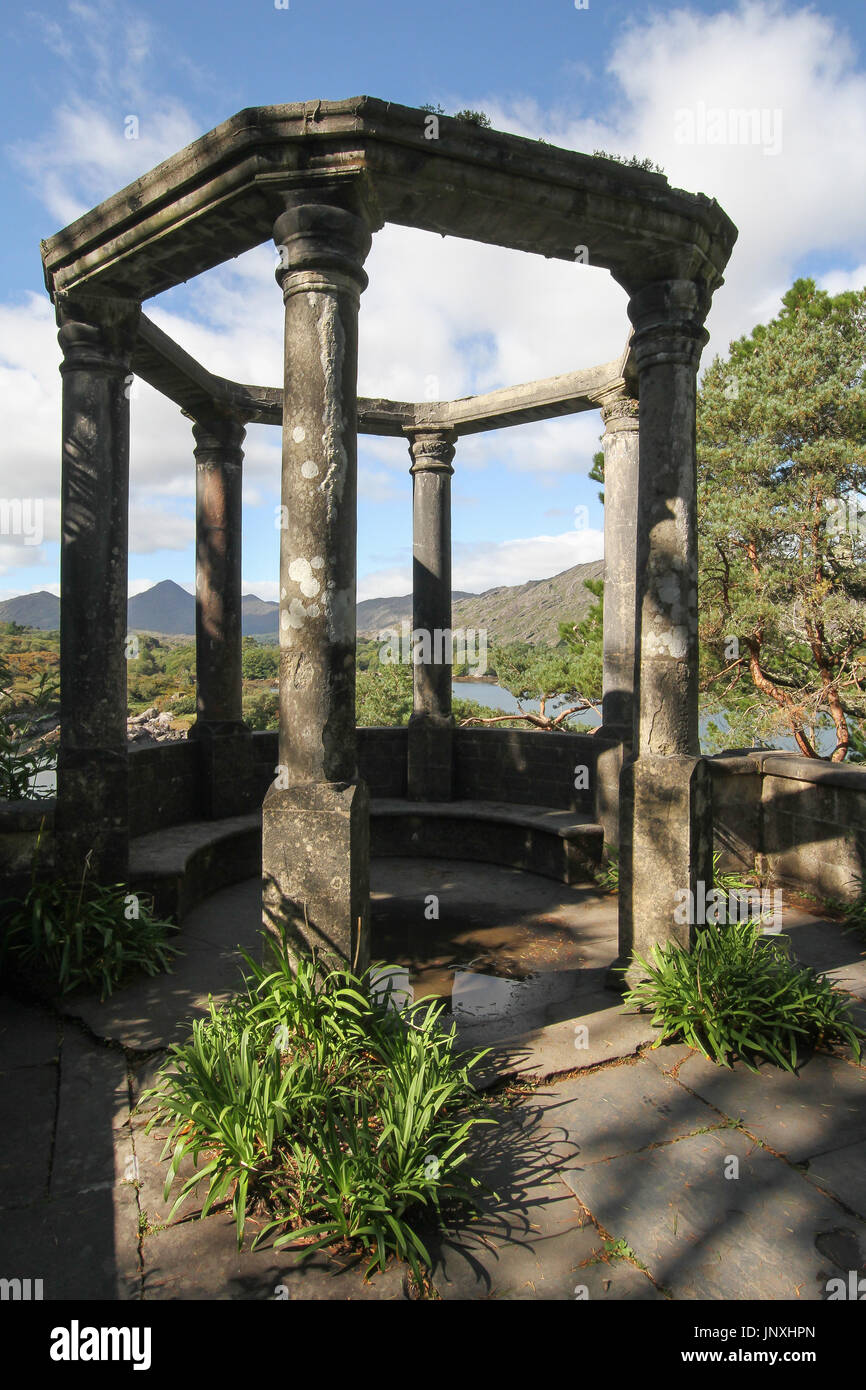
[{"x1": 370, "y1": 904, "x2": 589, "y2": 1028}]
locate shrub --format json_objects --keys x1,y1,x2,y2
[
  {"x1": 595, "y1": 845, "x2": 619, "y2": 892},
  {"x1": 142, "y1": 931, "x2": 493, "y2": 1282},
  {"x1": 243, "y1": 690, "x2": 279, "y2": 730},
  {"x1": 1, "y1": 847, "x2": 180, "y2": 1001},
  {"x1": 624, "y1": 919, "x2": 863, "y2": 1072},
  {"x1": 454, "y1": 109, "x2": 492, "y2": 128},
  {"x1": 0, "y1": 662, "x2": 57, "y2": 800},
  {"x1": 596, "y1": 850, "x2": 754, "y2": 900}
]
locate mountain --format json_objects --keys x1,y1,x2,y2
[
  {"x1": 127, "y1": 579, "x2": 195, "y2": 634},
  {"x1": 0, "y1": 559, "x2": 604, "y2": 646},
  {"x1": 128, "y1": 582, "x2": 283, "y2": 637},
  {"x1": 356, "y1": 591, "x2": 473, "y2": 637},
  {"x1": 452, "y1": 559, "x2": 604, "y2": 646},
  {"x1": 241, "y1": 593, "x2": 281, "y2": 636},
  {"x1": 0, "y1": 581, "x2": 280, "y2": 638},
  {"x1": 0, "y1": 590, "x2": 60, "y2": 630}
]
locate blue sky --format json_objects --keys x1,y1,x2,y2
[{"x1": 1, "y1": 0, "x2": 865, "y2": 603}]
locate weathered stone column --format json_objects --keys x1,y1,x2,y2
[
  {"x1": 55, "y1": 294, "x2": 140, "y2": 882},
  {"x1": 598, "y1": 395, "x2": 639, "y2": 742},
  {"x1": 262, "y1": 190, "x2": 373, "y2": 972},
  {"x1": 188, "y1": 413, "x2": 250, "y2": 818},
  {"x1": 611, "y1": 280, "x2": 714, "y2": 990},
  {"x1": 406, "y1": 426, "x2": 456, "y2": 801}
]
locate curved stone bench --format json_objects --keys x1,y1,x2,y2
[
  {"x1": 129, "y1": 811, "x2": 262, "y2": 921},
  {"x1": 371, "y1": 798, "x2": 603, "y2": 886},
  {"x1": 129, "y1": 799, "x2": 604, "y2": 921}
]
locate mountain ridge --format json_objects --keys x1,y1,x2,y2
[{"x1": 0, "y1": 559, "x2": 604, "y2": 646}]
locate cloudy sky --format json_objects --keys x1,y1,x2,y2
[{"x1": 1, "y1": 0, "x2": 864, "y2": 603}]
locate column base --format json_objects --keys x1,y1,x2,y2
[
  {"x1": 262, "y1": 779, "x2": 370, "y2": 975},
  {"x1": 188, "y1": 721, "x2": 252, "y2": 819},
  {"x1": 407, "y1": 712, "x2": 453, "y2": 801},
  {"x1": 606, "y1": 753, "x2": 713, "y2": 993}
]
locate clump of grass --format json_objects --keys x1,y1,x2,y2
[
  {"x1": 825, "y1": 871, "x2": 866, "y2": 940},
  {"x1": 596, "y1": 845, "x2": 619, "y2": 892},
  {"x1": 596, "y1": 850, "x2": 758, "y2": 901},
  {"x1": 0, "y1": 663, "x2": 57, "y2": 800},
  {"x1": 142, "y1": 930, "x2": 494, "y2": 1284},
  {"x1": 624, "y1": 919, "x2": 863, "y2": 1073},
  {"x1": 1, "y1": 846, "x2": 179, "y2": 1000}
]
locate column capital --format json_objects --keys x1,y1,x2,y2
[
  {"x1": 273, "y1": 191, "x2": 373, "y2": 302},
  {"x1": 190, "y1": 413, "x2": 247, "y2": 457},
  {"x1": 627, "y1": 279, "x2": 710, "y2": 373},
  {"x1": 405, "y1": 426, "x2": 457, "y2": 475},
  {"x1": 56, "y1": 293, "x2": 140, "y2": 376},
  {"x1": 599, "y1": 394, "x2": 640, "y2": 431}
]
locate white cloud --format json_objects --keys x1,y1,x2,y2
[
  {"x1": 358, "y1": 526, "x2": 604, "y2": 602},
  {"x1": 452, "y1": 529, "x2": 604, "y2": 593},
  {"x1": 818, "y1": 264, "x2": 866, "y2": 297},
  {"x1": 4, "y1": 0, "x2": 866, "y2": 605},
  {"x1": 357, "y1": 568, "x2": 412, "y2": 603},
  {"x1": 11, "y1": 100, "x2": 201, "y2": 226},
  {"x1": 128, "y1": 506, "x2": 193, "y2": 555}
]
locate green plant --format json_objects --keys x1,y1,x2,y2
[
  {"x1": 142, "y1": 931, "x2": 494, "y2": 1283},
  {"x1": 592, "y1": 148, "x2": 665, "y2": 174},
  {"x1": 825, "y1": 870, "x2": 866, "y2": 938},
  {"x1": 596, "y1": 845, "x2": 619, "y2": 892},
  {"x1": 0, "y1": 661, "x2": 57, "y2": 800},
  {"x1": 625, "y1": 919, "x2": 863, "y2": 1073},
  {"x1": 453, "y1": 109, "x2": 492, "y2": 128},
  {"x1": 1, "y1": 844, "x2": 180, "y2": 1000},
  {"x1": 242, "y1": 690, "x2": 279, "y2": 730}
]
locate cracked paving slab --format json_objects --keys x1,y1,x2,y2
[
  {"x1": 554, "y1": 1123, "x2": 866, "y2": 1300},
  {"x1": 429, "y1": 1102, "x2": 665, "y2": 1300}
]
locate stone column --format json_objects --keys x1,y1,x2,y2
[
  {"x1": 598, "y1": 395, "x2": 639, "y2": 742},
  {"x1": 55, "y1": 294, "x2": 140, "y2": 882},
  {"x1": 406, "y1": 426, "x2": 456, "y2": 802},
  {"x1": 262, "y1": 190, "x2": 373, "y2": 972},
  {"x1": 610, "y1": 279, "x2": 714, "y2": 990},
  {"x1": 188, "y1": 413, "x2": 250, "y2": 818}
]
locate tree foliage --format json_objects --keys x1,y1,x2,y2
[
  {"x1": 458, "y1": 580, "x2": 603, "y2": 732},
  {"x1": 697, "y1": 278, "x2": 866, "y2": 759}
]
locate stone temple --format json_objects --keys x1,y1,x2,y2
[{"x1": 26, "y1": 97, "x2": 863, "y2": 990}]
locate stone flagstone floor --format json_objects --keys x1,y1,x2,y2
[{"x1": 1, "y1": 860, "x2": 865, "y2": 1301}]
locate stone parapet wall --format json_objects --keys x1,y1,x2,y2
[
  {"x1": 453, "y1": 728, "x2": 608, "y2": 815},
  {"x1": 758, "y1": 752, "x2": 866, "y2": 904},
  {"x1": 4, "y1": 736, "x2": 865, "y2": 910},
  {"x1": 128, "y1": 741, "x2": 202, "y2": 837},
  {"x1": 710, "y1": 750, "x2": 866, "y2": 903},
  {"x1": 357, "y1": 727, "x2": 408, "y2": 798}
]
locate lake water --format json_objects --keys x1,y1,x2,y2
[
  {"x1": 453, "y1": 680, "x2": 601, "y2": 726},
  {"x1": 452, "y1": 681, "x2": 839, "y2": 756}
]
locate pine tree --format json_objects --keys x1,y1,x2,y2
[{"x1": 697, "y1": 278, "x2": 866, "y2": 759}]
